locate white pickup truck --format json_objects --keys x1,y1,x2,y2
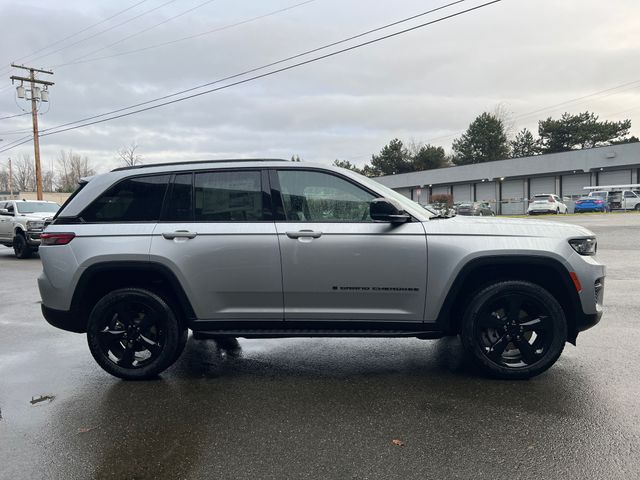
[
  {"x1": 0, "y1": 199, "x2": 60, "y2": 258},
  {"x1": 588, "y1": 190, "x2": 640, "y2": 211}
]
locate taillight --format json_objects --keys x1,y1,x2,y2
[
  {"x1": 40, "y1": 232, "x2": 75, "y2": 245},
  {"x1": 595, "y1": 200, "x2": 603, "y2": 204}
]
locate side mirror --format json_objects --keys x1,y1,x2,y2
[
  {"x1": 0, "y1": 208, "x2": 10, "y2": 215},
  {"x1": 370, "y1": 198, "x2": 410, "y2": 223}
]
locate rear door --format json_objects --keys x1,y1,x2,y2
[
  {"x1": 149, "y1": 169, "x2": 283, "y2": 321},
  {"x1": 0, "y1": 202, "x2": 11, "y2": 241},
  {"x1": 272, "y1": 168, "x2": 427, "y2": 323}
]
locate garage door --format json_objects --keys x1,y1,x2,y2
[
  {"x1": 431, "y1": 185, "x2": 449, "y2": 198},
  {"x1": 599, "y1": 169, "x2": 631, "y2": 186},
  {"x1": 529, "y1": 176, "x2": 556, "y2": 196},
  {"x1": 501, "y1": 179, "x2": 525, "y2": 215},
  {"x1": 475, "y1": 182, "x2": 496, "y2": 202},
  {"x1": 562, "y1": 173, "x2": 591, "y2": 197},
  {"x1": 452, "y1": 184, "x2": 472, "y2": 202}
]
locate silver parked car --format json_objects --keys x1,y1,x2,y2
[{"x1": 39, "y1": 160, "x2": 605, "y2": 380}]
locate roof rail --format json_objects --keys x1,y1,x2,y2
[{"x1": 111, "y1": 158, "x2": 289, "y2": 172}]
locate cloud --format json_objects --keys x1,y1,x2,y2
[{"x1": 1, "y1": 0, "x2": 639, "y2": 173}]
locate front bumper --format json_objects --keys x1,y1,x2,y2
[{"x1": 25, "y1": 230, "x2": 43, "y2": 246}]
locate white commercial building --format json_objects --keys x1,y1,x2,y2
[{"x1": 376, "y1": 142, "x2": 640, "y2": 214}]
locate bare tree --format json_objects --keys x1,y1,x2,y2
[
  {"x1": 118, "y1": 142, "x2": 143, "y2": 167},
  {"x1": 493, "y1": 102, "x2": 516, "y2": 140},
  {"x1": 57, "y1": 150, "x2": 95, "y2": 192},
  {"x1": 13, "y1": 153, "x2": 36, "y2": 192},
  {"x1": 0, "y1": 162, "x2": 11, "y2": 193}
]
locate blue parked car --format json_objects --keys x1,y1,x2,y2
[{"x1": 574, "y1": 196, "x2": 608, "y2": 213}]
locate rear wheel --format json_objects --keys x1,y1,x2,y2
[
  {"x1": 635, "y1": 204, "x2": 640, "y2": 211},
  {"x1": 13, "y1": 233, "x2": 33, "y2": 259},
  {"x1": 87, "y1": 288, "x2": 182, "y2": 380},
  {"x1": 460, "y1": 281, "x2": 567, "y2": 379}
]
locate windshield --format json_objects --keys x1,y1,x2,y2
[
  {"x1": 16, "y1": 202, "x2": 60, "y2": 214},
  {"x1": 588, "y1": 191, "x2": 607, "y2": 198}
]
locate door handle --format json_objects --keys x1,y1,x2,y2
[
  {"x1": 162, "y1": 230, "x2": 197, "y2": 240},
  {"x1": 286, "y1": 230, "x2": 322, "y2": 239}
]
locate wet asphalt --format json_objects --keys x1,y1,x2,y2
[{"x1": 0, "y1": 213, "x2": 639, "y2": 480}]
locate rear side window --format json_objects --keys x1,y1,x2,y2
[
  {"x1": 81, "y1": 175, "x2": 170, "y2": 222},
  {"x1": 194, "y1": 171, "x2": 263, "y2": 221}
]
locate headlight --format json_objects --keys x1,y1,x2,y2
[
  {"x1": 26, "y1": 220, "x2": 45, "y2": 230},
  {"x1": 569, "y1": 237, "x2": 597, "y2": 256}
]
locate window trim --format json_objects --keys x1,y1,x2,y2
[{"x1": 269, "y1": 167, "x2": 389, "y2": 223}]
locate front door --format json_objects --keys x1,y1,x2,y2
[
  {"x1": 272, "y1": 168, "x2": 427, "y2": 322},
  {"x1": 150, "y1": 170, "x2": 283, "y2": 321},
  {"x1": 0, "y1": 202, "x2": 14, "y2": 241}
]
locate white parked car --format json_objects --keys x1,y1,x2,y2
[{"x1": 527, "y1": 194, "x2": 568, "y2": 215}]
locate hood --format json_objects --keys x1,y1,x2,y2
[
  {"x1": 19, "y1": 212, "x2": 56, "y2": 220},
  {"x1": 424, "y1": 215, "x2": 594, "y2": 238}
]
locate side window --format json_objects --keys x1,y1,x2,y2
[
  {"x1": 624, "y1": 191, "x2": 636, "y2": 198},
  {"x1": 163, "y1": 173, "x2": 193, "y2": 221},
  {"x1": 81, "y1": 175, "x2": 170, "y2": 222},
  {"x1": 194, "y1": 170, "x2": 263, "y2": 221},
  {"x1": 276, "y1": 170, "x2": 375, "y2": 222}
]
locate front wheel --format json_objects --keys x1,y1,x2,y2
[
  {"x1": 635, "y1": 204, "x2": 640, "y2": 211},
  {"x1": 460, "y1": 281, "x2": 567, "y2": 379},
  {"x1": 87, "y1": 288, "x2": 182, "y2": 380},
  {"x1": 13, "y1": 233, "x2": 33, "y2": 259}
]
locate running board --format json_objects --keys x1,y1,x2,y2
[{"x1": 191, "y1": 329, "x2": 445, "y2": 339}]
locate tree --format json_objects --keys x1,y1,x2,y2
[
  {"x1": 332, "y1": 159, "x2": 363, "y2": 174},
  {"x1": 538, "y1": 111, "x2": 632, "y2": 153},
  {"x1": 290, "y1": 155, "x2": 302, "y2": 162},
  {"x1": 57, "y1": 150, "x2": 95, "y2": 192},
  {"x1": 451, "y1": 112, "x2": 510, "y2": 165},
  {"x1": 510, "y1": 128, "x2": 541, "y2": 158},
  {"x1": 118, "y1": 142, "x2": 143, "y2": 167},
  {"x1": 412, "y1": 144, "x2": 449, "y2": 170},
  {"x1": 365, "y1": 138, "x2": 413, "y2": 176},
  {"x1": 12, "y1": 154, "x2": 36, "y2": 192}
]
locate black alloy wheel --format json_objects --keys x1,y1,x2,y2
[
  {"x1": 87, "y1": 288, "x2": 182, "y2": 380},
  {"x1": 461, "y1": 281, "x2": 567, "y2": 379},
  {"x1": 13, "y1": 234, "x2": 32, "y2": 259}
]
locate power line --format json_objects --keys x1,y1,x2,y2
[
  {"x1": 54, "y1": 0, "x2": 220, "y2": 69},
  {"x1": 0, "y1": 135, "x2": 32, "y2": 153},
  {"x1": 0, "y1": 0, "x2": 150, "y2": 75},
  {"x1": 423, "y1": 78, "x2": 640, "y2": 144},
  {"x1": 54, "y1": 0, "x2": 318, "y2": 68},
  {"x1": 24, "y1": 0, "x2": 180, "y2": 68},
  {"x1": 0, "y1": 112, "x2": 30, "y2": 121},
  {"x1": 36, "y1": 0, "x2": 502, "y2": 139},
  {"x1": 39, "y1": 0, "x2": 471, "y2": 135}
]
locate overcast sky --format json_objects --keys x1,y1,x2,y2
[{"x1": 0, "y1": 0, "x2": 639, "y2": 172}]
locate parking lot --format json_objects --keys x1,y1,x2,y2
[{"x1": 0, "y1": 213, "x2": 639, "y2": 480}]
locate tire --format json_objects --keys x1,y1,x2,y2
[
  {"x1": 13, "y1": 233, "x2": 33, "y2": 259},
  {"x1": 635, "y1": 204, "x2": 640, "y2": 211},
  {"x1": 555, "y1": 208, "x2": 560, "y2": 215},
  {"x1": 87, "y1": 288, "x2": 182, "y2": 380},
  {"x1": 460, "y1": 280, "x2": 567, "y2": 379}
]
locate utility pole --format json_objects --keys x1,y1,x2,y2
[
  {"x1": 8, "y1": 157, "x2": 13, "y2": 198},
  {"x1": 10, "y1": 64, "x2": 54, "y2": 200}
]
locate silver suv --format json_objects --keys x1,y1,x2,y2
[{"x1": 38, "y1": 160, "x2": 605, "y2": 380}]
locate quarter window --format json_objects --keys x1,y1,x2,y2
[
  {"x1": 276, "y1": 170, "x2": 375, "y2": 222},
  {"x1": 81, "y1": 175, "x2": 170, "y2": 222},
  {"x1": 194, "y1": 171, "x2": 263, "y2": 221}
]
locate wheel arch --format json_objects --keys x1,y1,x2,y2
[
  {"x1": 435, "y1": 255, "x2": 583, "y2": 344},
  {"x1": 70, "y1": 261, "x2": 196, "y2": 332}
]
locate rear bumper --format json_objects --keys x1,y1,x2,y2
[{"x1": 41, "y1": 304, "x2": 85, "y2": 333}]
